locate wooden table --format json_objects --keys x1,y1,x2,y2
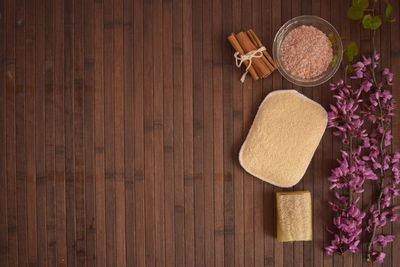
[{"x1": 1, "y1": 0, "x2": 399, "y2": 266}]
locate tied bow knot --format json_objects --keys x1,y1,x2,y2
[{"x1": 234, "y1": 46, "x2": 266, "y2": 83}]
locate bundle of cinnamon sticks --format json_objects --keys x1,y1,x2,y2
[{"x1": 228, "y1": 29, "x2": 277, "y2": 82}]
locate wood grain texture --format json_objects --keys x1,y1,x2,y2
[
  {"x1": 391, "y1": 1, "x2": 400, "y2": 266},
  {"x1": 1, "y1": 0, "x2": 399, "y2": 266},
  {"x1": 0, "y1": 0, "x2": 7, "y2": 266}
]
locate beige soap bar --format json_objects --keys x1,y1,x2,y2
[
  {"x1": 276, "y1": 191, "x2": 312, "y2": 242},
  {"x1": 239, "y1": 90, "x2": 327, "y2": 187}
]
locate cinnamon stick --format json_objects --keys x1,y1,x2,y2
[
  {"x1": 228, "y1": 29, "x2": 275, "y2": 82},
  {"x1": 227, "y1": 33, "x2": 259, "y2": 80},
  {"x1": 248, "y1": 29, "x2": 278, "y2": 69},
  {"x1": 235, "y1": 32, "x2": 270, "y2": 78},
  {"x1": 246, "y1": 30, "x2": 273, "y2": 75}
]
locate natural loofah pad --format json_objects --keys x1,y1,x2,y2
[
  {"x1": 239, "y1": 90, "x2": 327, "y2": 187},
  {"x1": 276, "y1": 191, "x2": 312, "y2": 242}
]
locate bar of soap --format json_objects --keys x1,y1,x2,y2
[
  {"x1": 276, "y1": 191, "x2": 312, "y2": 242},
  {"x1": 239, "y1": 90, "x2": 327, "y2": 187}
]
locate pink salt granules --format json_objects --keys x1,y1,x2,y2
[{"x1": 281, "y1": 25, "x2": 333, "y2": 79}]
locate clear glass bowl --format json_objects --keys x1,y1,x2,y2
[{"x1": 273, "y1": 15, "x2": 343, "y2": 87}]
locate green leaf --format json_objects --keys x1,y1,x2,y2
[
  {"x1": 352, "y1": 0, "x2": 369, "y2": 9},
  {"x1": 362, "y1": 14, "x2": 372, "y2": 28},
  {"x1": 362, "y1": 15, "x2": 382, "y2": 30},
  {"x1": 331, "y1": 55, "x2": 338, "y2": 66},
  {"x1": 386, "y1": 3, "x2": 393, "y2": 18},
  {"x1": 327, "y1": 32, "x2": 336, "y2": 44},
  {"x1": 345, "y1": 65, "x2": 354, "y2": 74},
  {"x1": 344, "y1": 42, "x2": 359, "y2": 62},
  {"x1": 347, "y1": 6, "x2": 365, "y2": 20},
  {"x1": 385, "y1": 3, "x2": 395, "y2": 22},
  {"x1": 370, "y1": 16, "x2": 382, "y2": 30}
]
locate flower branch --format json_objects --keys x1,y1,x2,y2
[
  {"x1": 353, "y1": 53, "x2": 400, "y2": 264},
  {"x1": 325, "y1": 0, "x2": 399, "y2": 264}
]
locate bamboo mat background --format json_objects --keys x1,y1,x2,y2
[{"x1": 0, "y1": 0, "x2": 399, "y2": 266}]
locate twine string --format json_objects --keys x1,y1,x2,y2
[{"x1": 234, "y1": 46, "x2": 266, "y2": 83}]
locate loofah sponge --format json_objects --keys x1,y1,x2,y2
[
  {"x1": 276, "y1": 191, "x2": 312, "y2": 242},
  {"x1": 239, "y1": 90, "x2": 327, "y2": 187}
]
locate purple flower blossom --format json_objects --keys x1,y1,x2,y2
[
  {"x1": 325, "y1": 79, "x2": 369, "y2": 256},
  {"x1": 351, "y1": 54, "x2": 399, "y2": 263},
  {"x1": 383, "y1": 68, "x2": 394, "y2": 85},
  {"x1": 372, "y1": 234, "x2": 395, "y2": 247},
  {"x1": 326, "y1": 52, "x2": 399, "y2": 264},
  {"x1": 370, "y1": 251, "x2": 385, "y2": 264},
  {"x1": 362, "y1": 55, "x2": 371, "y2": 66},
  {"x1": 373, "y1": 51, "x2": 380, "y2": 61}
]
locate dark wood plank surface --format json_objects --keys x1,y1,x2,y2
[{"x1": 1, "y1": 0, "x2": 399, "y2": 266}]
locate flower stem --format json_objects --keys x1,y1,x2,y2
[
  {"x1": 367, "y1": 189, "x2": 384, "y2": 261},
  {"x1": 367, "y1": 96, "x2": 387, "y2": 261},
  {"x1": 349, "y1": 136, "x2": 354, "y2": 203},
  {"x1": 366, "y1": 32, "x2": 387, "y2": 260}
]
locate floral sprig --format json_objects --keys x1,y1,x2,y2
[
  {"x1": 325, "y1": 0, "x2": 398, "y2": 263},
  {"x1": 351, "y1": 53, "x2": 400, "y2": 264},
  {"x1": 325, "y1": 52, "x2": 400, "y2": 264},
  {"x1": 324, "y1": 79, "x2": 377, "y2": 256},
  {"x1": 342, "y1": 0, "x2": 396, "y2": 75}
]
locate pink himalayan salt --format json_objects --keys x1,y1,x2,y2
[{"x1": 281, "y1": 25, "x2": 333, "y2": 79}]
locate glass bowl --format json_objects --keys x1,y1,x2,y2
[{"x1": 272, "y1": 15, "x2": 343, "y2": 87}]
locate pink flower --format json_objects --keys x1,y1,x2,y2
[
  {"x1": 370, "y1": 251, "x2": 386, "y2": 264},
  {"x1": 326, "y1": 53, "x2": 399, "y2": 264},
  {"x1": 373, "y1": 51, "x2": 380, "y2": 61},
  {"x1": 372, "y1": 234, "x2": 395, "y2": 247}
]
